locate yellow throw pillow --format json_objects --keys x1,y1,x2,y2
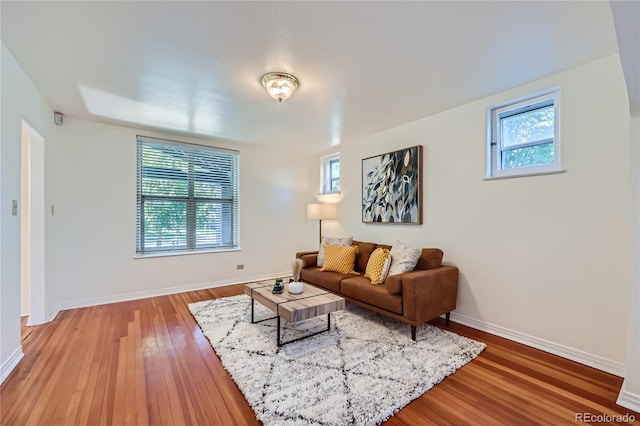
[
  {"x1": 320, "y1": 243, "x2": 359, "y2": 274},
  {"x1": 365, "y1": 248, "x2": 391, "y2": 284}
]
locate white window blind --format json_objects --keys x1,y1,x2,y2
[{"x1": 136, "y1": 136, "x2": 239, "y2": 254}]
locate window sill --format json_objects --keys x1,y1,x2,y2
[
  {"x1": 134, "y1": 247, "x2": 241, "y2": 259},
  {"x1": 484, "y1": 169, "x2": 566, "y2": 181}
]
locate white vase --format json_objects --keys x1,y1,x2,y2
[{"x1": 288, "y1": 281, "x2": 304, "y2": 294}]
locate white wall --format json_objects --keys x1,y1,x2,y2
[
  {"x1": 618, "y1": 113, "x2": 640, "y2": 410},
  {"x1": 47, "y1": 118, "x2": 315, "y2": 308},
  {"x1": 610, "y1": 0, "x2": 640, "y2": 410},
  {"x1": 20, "y1": 126, "x2": 30, "y2": 315},
  {"x1": 319, "y1": 55, "x2": 630, "y2": 372},
  {"x1": 0, "y1": 43, "x2": 54, "y2": 382}
]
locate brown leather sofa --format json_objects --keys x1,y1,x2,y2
[{"x1": 296, "y1": 240, "x2": 459, "y2": 340}]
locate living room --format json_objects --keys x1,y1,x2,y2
[{"x1": 1, "y1": 1, "x2": 639, "y2": 424}]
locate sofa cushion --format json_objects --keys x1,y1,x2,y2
[
  {"x1": 320, "y1": 243, "x2": 359, "y2": 274},
  {"x1": 388, "y1": 240, "x2": 422, "y2": 276},
  {"x1": 301, "y1": 268, "x2": 351, "y2": 293},
  {"x1": 353, "y1": 241, "x2": 377, "y2": 272},
  {"x1": 317, "y1": 236, "x2": 353, "y2": 267},
  {"x1": 415, "y1": 248, "x2": 444, "y2": 270},
  {"x1": 298, "y1": 253, "x2": 318, "y2": 269},
  {"x1": 364, "y1": 248, "x2": 391, "y2": 285},
  {"x1": 385, "y1": 274, "x2": 403, "y2": 295},
  {"x1": 341, "y1": 276, "x2": 403, "y2": 314}
]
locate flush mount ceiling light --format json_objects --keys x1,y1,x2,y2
[{"x1": 261, "y1": 72, "x2": 299, "y2": 102}]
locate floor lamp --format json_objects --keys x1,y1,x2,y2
[{"x1": 307, "y1": 203, "x2": 337, "y2": 245}]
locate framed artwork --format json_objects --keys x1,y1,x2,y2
[{"x1": 362, "y1": 145, "x2": 422, "y2": 224}]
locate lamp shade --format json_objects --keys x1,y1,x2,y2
[{"x1": 307, "y1": 203, "x2": 336, "y2": 220}]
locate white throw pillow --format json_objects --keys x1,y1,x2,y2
[
  {"x1": 380, "y1": 255, "x2": 392, "y2": 283},
  {"x1": 388, "y1": 240, "x2": 422, "y2": 276},
  {"x1": 317, "y1": 236, "x2": 353, "y2": 267}
]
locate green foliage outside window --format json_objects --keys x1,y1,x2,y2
[
  {"x1": 329, "y1": 159, "x2": 340, "y2": 192},
  {"x1": 500, "y1": 106, "x2": 555, "y2": 169}
]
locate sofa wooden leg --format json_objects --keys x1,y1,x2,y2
[
  {"x1": 445, "y1": 312, "x2": 450, "y2": 326},
  {"x1": 411, "y1": 325, "x2": 416, "y2": 341}
]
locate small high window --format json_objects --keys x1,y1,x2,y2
[
  {"x1": 487, "y1": 89, "x2": 562, "y2": 179},
  {"x1": 321, "y1": 154, "x2": 340, "y2": 194}
]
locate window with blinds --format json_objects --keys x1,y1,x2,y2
[{"x1": 136, "y1": 136, "x2": 239, "y2": 254}]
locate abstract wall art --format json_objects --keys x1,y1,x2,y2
[{"x1": 362, "y1": 145, "x2": 423, "y2": 224}]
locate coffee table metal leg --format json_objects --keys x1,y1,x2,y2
[
  {"x1": 250, "y1": 296, "x2": 276, "y2": 324},
  {"x1": 276, "y1": 312, "x2": 334, "y2": 347},
  {"x1": 277, "y1": 316, "x2": 281, "y2": 346}
]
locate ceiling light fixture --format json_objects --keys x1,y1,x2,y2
[{"x1": 261, "y1": 72, "x2": 299, "y2": 102}]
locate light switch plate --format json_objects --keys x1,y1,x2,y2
[{"x1": 12, "y1": 200, "x2": 18, "y2": 216}]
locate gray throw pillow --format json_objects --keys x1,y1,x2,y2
[{"x1": 388, "y1": 240, "x2": 422, "y2": 276}]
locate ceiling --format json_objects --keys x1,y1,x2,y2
[{"x1": 1, "y1": 1, "x2": 620, "y2": 152}]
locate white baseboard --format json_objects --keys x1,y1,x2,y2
[
  {"x1": 20, "y1": 307, "x2": 29, "y2": 317},
  {"x1": 617, "y1": 380, "x2": 640, "y2": 413},
  {"x1": 448, "y1": 312, "x2": 626, "y2": 377},
  {"x1": 48, "y1": 308, "x2": 59, "y2": 322},
  {"x1": 56, "y1": 271, "x2": 290, "y2": 311},
  {"x1": 0, "y1": 346, "x2": 24, "y2": 385},
  {"x1": 25, "y1": 307, "x2": 60, "y2": 326}
]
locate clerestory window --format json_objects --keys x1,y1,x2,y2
[
  {"x1": 321, "y1": 153, "x2": 340, "y2": 194},
  {"x1": 487, "y1": 89, "x2": 562, "y2": 179}
]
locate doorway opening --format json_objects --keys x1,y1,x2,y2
[{"x1": 21, "y1": 120, "x2": 46, "y2": 325}]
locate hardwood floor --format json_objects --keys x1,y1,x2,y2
[{"x1": 1, "y1": 284, "x2": 638, "y2": 425}]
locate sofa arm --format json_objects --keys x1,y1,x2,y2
[
  {"x1": 385, "y1": 274, "x2": 403, "y2": 295},
  {"x1": 296, "y1": 251, "x2": 318, "y2": 268},
  {"x1": 399, "y1": 266, "x2": 459, "y2": 323}
]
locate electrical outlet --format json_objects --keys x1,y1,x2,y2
[
  {"x1": 11, "y1": 200, "x2": 18, "y2": 216},
  {"x1": 236, "y1": 264, "x2": 244, "y2": 270}
]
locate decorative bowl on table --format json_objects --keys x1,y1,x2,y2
[{"x1": 288, "y1": 281, "x2": 304, "y2": 294}]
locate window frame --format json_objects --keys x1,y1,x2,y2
[
  {"x1": 486, "y1": 88, "x2": 563, "y2": 179},
  {"x1": 135, "y1": 136, "x2": 239, "y2": 256},
  {"x1": 320, "y1": 153, "x2": 340, "y2": 194}
]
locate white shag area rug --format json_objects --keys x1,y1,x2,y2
[{"x1": 189, "y1": 292, "x2": 485, "y2": 426}]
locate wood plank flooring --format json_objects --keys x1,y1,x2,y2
[{"x1": 1, "y1": 284, "x2": 638, "y2": 425}]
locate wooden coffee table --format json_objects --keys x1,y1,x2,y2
[{"x1": 244, "y1": 282, "x2": 345, "y2": 346}]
